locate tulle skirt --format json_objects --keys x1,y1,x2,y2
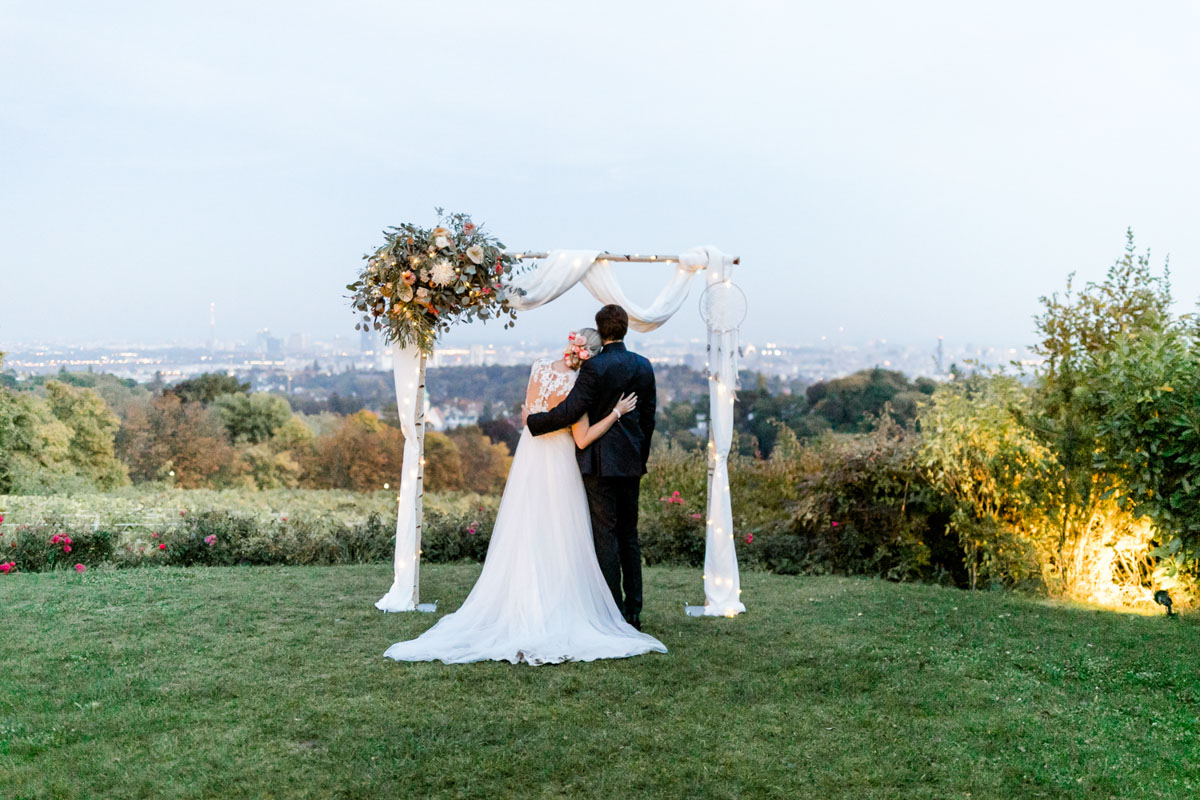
[{"x1": 383, "y1": 428, "x2": 667, "y2": 665}]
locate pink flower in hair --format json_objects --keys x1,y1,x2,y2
[{"x1": 578, "y1": 349, "x2": 591, "y2": 360}]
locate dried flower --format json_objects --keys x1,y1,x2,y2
[
  {"x1": 466, "y1": 245, "x2": 484, "y2": 264},
  {"x1": 430, "y1": 259, "x2": 456, "y2": 287}
]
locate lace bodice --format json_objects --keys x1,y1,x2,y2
[{"x1": 527, "y1": 358, "x2": 577, "y2": 413}]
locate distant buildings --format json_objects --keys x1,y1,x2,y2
[
  {"x1": 1, "y1": 334, "x2": 1042, "y2": 387},
  {"x1": 425, "y1": 400, "x2": 482, "y2": 432}
]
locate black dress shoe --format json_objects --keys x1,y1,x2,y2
[{"x1": 627, "y1": 616, "x2": 642, "y2": 631}]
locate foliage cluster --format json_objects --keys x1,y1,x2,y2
[
  {"x1": 916, "y1": 232, "x2": 1200, "y2": 607},
  {"x1": 0, "y1": 364, "x2": 129, "y2": 494}
]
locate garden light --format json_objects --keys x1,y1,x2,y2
[{"x1": 1153, "y1": 590, "x2": 1174, "y2": 617}]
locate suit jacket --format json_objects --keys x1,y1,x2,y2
[{"x1": 526, "y1": 342, "x2": 656, "y2": 477}]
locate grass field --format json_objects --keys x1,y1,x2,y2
[{"x1": 1, "y1": 564, "x2": 1197, "y2": 799}]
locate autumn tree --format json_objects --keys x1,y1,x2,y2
[
  {"x1": 446, "y1": 425, "x2": 511, "y2": 493},
  {"x1": 116, "y1": 394, "x2": 235, "y2": 487},
  {"x1": 303, "y1": 410, "x2": 407, "y2": 490}
]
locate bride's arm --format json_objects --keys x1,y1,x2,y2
[{"x1": 571, "y1": 393, "x2": 637, "y2": 449}]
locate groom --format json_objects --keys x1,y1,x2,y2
[{"x1": 526, "y1": 304, "x2": 657, "y2": 630}]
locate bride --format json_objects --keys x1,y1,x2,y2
[{"x1": 384, "y1": 327, "x2": 667, "y2": 665}]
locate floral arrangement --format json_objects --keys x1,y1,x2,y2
[
  {"x1": 348, "y1": 210, "x2": 522, "y2": 353},
  {"x1": 564, "y1": 331, "x2": 593, "y2": 366}
]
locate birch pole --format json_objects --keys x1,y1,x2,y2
[{"x1": 412, "y1": 351, "x2": 427, "y2": 605}]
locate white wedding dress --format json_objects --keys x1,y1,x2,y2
[{"x1": 383, "y1": 358, "x2": 667, "y2": 666}]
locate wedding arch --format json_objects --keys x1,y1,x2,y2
[{"x1": 350, "y1": 217, "x2": 746, "y2": 618}]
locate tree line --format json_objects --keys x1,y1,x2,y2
[{"x1": 0, "y1": 368, "x2": 510, "y2": 494}]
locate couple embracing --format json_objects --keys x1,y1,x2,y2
[{"x1": 384, "y1": 304, "x2": 667, "y2": 665}]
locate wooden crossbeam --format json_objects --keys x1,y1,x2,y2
[{"x1": 514, "y1": 251, "x2": 740, "y2": 265}]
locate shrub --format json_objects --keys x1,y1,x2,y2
[
  {"x1": 641, "y1": 498, "x2": 706, "y2": 567},
  {"x1": 3, "y1": 522, "x2": 115, "y2": 571},
  {"x1": 791, "y1": 419, "x2": 950, "y2": 582},
  {"x1": 421, "y1": 509, "x2": 493, "y2": 562}
]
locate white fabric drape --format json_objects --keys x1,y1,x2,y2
[
  {"x1": 701, "y1": 248, "x2": 746, "y2": 616},
  {"x1": 507, "y1": 250, "x2": 705, "y2": 331},
  {"x1": 375, "y1": 343, "x2": 424, "y2": 612}
]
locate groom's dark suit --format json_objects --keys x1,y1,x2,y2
[{"x1": 526, "y1": 341, "x2": 656, "y2": 623}]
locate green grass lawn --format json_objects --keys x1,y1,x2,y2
[{"x1": 2, "y1": 564, "x2": 1197, "y2": 800}]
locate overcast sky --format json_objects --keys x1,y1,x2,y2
[{"x1": 2, "y1": 1, "x2": 1197, "y2": 352}]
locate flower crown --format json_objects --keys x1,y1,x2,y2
[{"x1": 564, "y1": 331, "x2": 593, "y2": 363}]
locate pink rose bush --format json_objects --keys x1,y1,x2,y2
[{"x1": 660, "y1": 491, "x2": 685, "y2": 506}]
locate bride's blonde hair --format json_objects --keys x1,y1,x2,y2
[{"x1": 563, "y1": 327, "x2": 602, "y2": 370}]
